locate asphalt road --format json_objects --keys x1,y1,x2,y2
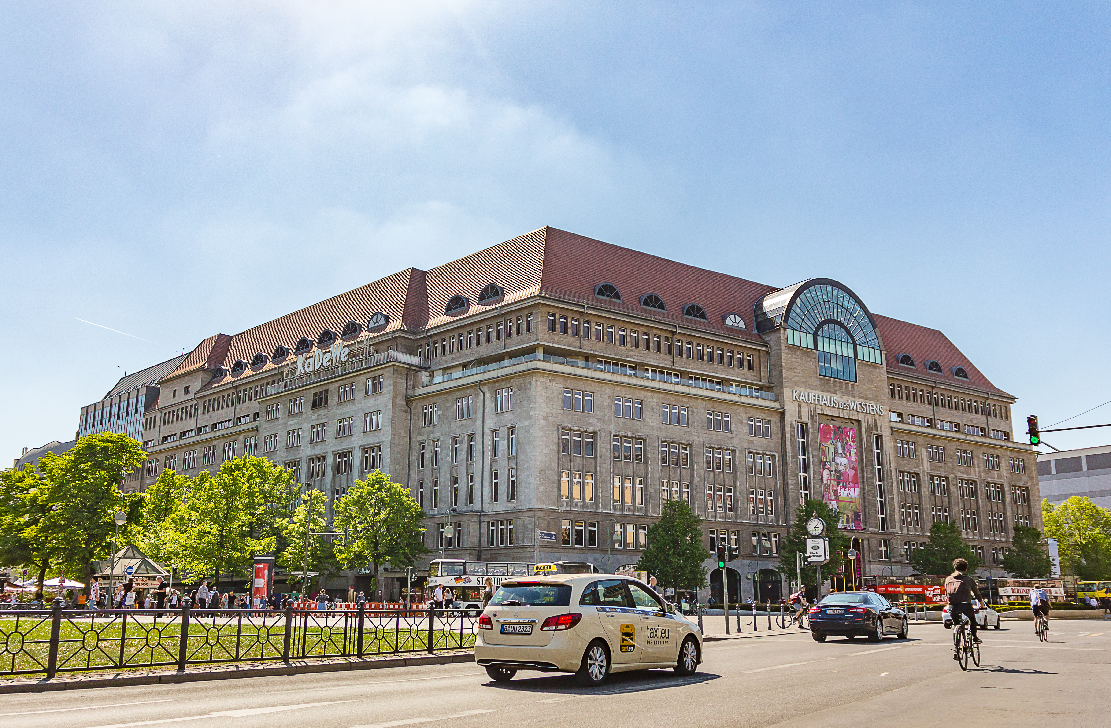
[{"x1": 2, "y1": 619, "x2": 1108, "y2": 728}]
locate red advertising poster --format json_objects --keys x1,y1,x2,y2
[
  {"x1": 819, "y1": 423, "x2": 863, "y2": 530},
  {"x1": 253, "y1": 562, "x2": 270, "y2": 605}
]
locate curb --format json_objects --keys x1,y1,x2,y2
[{"x1": 0, "y1": 652, "x2": 475, "y2": 695}]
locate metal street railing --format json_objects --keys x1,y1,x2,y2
[{"x1": 0, "y1": 600, "x2": 477, "y2": 678}]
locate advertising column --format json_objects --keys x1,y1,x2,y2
[{"x1": 253, "y1": 556, "x2": 275, "y2": 609}]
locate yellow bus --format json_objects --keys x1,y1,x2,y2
[{"x1": 1076, "y1": 581, "x2": 1111, "y2": 599}]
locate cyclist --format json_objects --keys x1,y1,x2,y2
[
  {"x1": 944, "y1": 558, "x2": 984, "y2": 647},
  {"x1": 789, "y1": 587, "x2": 809, "y2": 628},
  {"x1": 1029, "y1": 585, "x2": 1051, "y2": 632}
]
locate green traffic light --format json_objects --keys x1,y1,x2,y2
[
  {"x1": 1030, "y1": 435, "x2": 1040, "y2": 445},
  {"x1": 717, "y1": 561, "x2": 725, "y2": 569}
]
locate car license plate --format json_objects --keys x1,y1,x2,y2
[
  {"x1": 826, "y1": 609, "x2": 843, "y2": 614},
  {"x1": 500, "y1": 623, "x2": 533, "y2": 635}
]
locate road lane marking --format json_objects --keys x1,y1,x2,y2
[
  {"x1": 743, "y1": 661, "x2": 813, "y2": 673},
  {"x1": 87, "y1": 700, "x2": 355, "y2": 728},
  {"x1": 350, "y1": 708, "x2": 495, "y2": 728},
  {"x1": 1, "y1": 700, "x2": 171, "y2": 717},
  {"x1": 849, "y1": 645, "x2": 904, "y2": 656},
  {"x1": 1089, "y1": 632, "x2": 1104, "y2": 637},
  {"x1": 879, "y1": 672, "x2": 889, "y2": 676}
]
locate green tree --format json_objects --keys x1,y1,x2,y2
[
  {"x1": 778, "y1": 499, "x2": 849, "y2": 588},
  {"x1": 0, "y1": 464, "x2": 57, "y2": 598},
  {"x1": 637, "y1": 500, "x2": 709, "y2": 592},
  {"x1": 910, "y1": 521, "x2": 980, "y2": 576},
  {"x1": 278, "y1": 488, "x2": 337, "y2": 593},
  {"x1": 1042, "y1": 497, "x2": 1111, "y2": 579},
  {"x1": 165, "y1": 456, "x2": 295, "y2": 589},
  {"x1": 332, "y1": 472, "x2": 427, "y2": 596},
  {"x1": 1002, "y1": 525, "x2": 1052, "y2": 578},
  {"x1": 137, "y1": 468, "x2": 192, "y2": 566},
  {"x1": 38, "y1": 433, "x2": 146, "y2": 596}
]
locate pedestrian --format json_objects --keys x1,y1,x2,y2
[
  {"x1": 196, "y1": 580, "x2": 210, "y2": 609},
  {"x1": 482, "y1": 578, "x2": 495, "y2": 607},
  {"x1": 89, "y1": 578, "x2": 100, "y2": 611},
  {"x1": 356, "y1": 591, "x2": 366, "y2": 606},
  {"x1": 317, "y1": 590, "x2": 328, "y2": 611},
  {"x1": 124, "y1": 588, "x2": 136, "y2": 609},
  {"x1": 433, "y1": 584, "x2": 444, "y2": 609},
  {"x1": 114, "y1": 586, "x2": 124, "y2": 608},
  {"x1": 154, "y1": 576, "x2": 168, "y2": 610}
]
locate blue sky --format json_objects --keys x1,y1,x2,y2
[{"x1": 2, "y1": 2, "x2": 1108, "y2": 462}]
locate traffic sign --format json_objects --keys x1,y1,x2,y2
[
  {"x1": 124, "y1": 565, "x2": 135, "y2": 577},
  {"x1": 847, "y1": 548, "x2": 858, "y2": 560},
  {"x1": 538, "y1": 530, "x2": 558, "y2": 542}
]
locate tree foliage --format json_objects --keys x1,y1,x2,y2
[
  {"x1": 332, "y1": 471, "x2": 427, "y2": 595},
  {"x1": 910, "y1": 521, "x2": 980, "y2": 576},
  {"x1": 637, "y1": 500, "x2": 709, "y2": 591},
  {"x1": 777, "y1": 499, "x2": 850, "y2": 587},
  {"x1": 278, "y1": 489, "x2": 338, "y2": 592},
  {"x1": 0, "y1": 464, "x2": 55, "y2": 596},
  {"x1": 1002, "y1": 525, "x2": 1052, "y2": 578},
  {"x1": 157, "y1": 456, "x2": 296, "y2": 588},
  {"x1": 1042, "y1": 497, "x2": 1111, "y2": 579}
]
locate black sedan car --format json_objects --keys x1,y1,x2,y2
[{"x1": 808, "y1": 591, "x2": 909, "y2": 642}]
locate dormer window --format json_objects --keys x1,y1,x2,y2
[
  {"x1": 640, "y1": 293, "x2": 666, "y2": 311},
  {"x1": 722, "y1": 313, "x2": 745, "y2": 330},
  {"x1": 250, "y1": 352, "x2": 268, "y2": 368},
  {"x1": 230, "y1": 359, "x2": 247, "y2": 376},
  {"x1": 952, "y1": 366, "x2": 969, "y2": 379},
  {"x1": 367, "y1": 312, "x2": 389, "y2": 331},
  {"x1": 272, "y1": 345, "x2": 291, "y2": 362},
  {"x1": 294, "y1": 337, "x2": 313, "y2": 354},
  {"x1": 898, "y1": 354, "x2": 916, "y2": 368},
  {"x1": 341, "y1": 321, "x2": 363, "y2": 339},
  {"x1": 317, "y1": 329, "x2": 337, "y2": 348},
  {"x1": 445, "y1": 295, "x2": 468, "y2": 314},
  {"x1": 478, "y1": 283, "x2": 504, "y2": 304},
  {"x1": 926, "y1": 360, "x2": 943, "y2": 374},
  {"x1": 594, "y1": 283, "x2": 621, "y2": 301},
  {"x1": 683, "y1": 303, "x2": 708, "y2": 321}
]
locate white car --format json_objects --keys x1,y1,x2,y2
[
  {"x1": 942, "y1": 602, "x2": 1001, "y2": 630},
  {"x1": 474, "y1": 574, "x2": 703, "y2": 686}
]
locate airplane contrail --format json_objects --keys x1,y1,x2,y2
[{"x1": 75, "y1": 318, "x2": 160, "y2": 345}]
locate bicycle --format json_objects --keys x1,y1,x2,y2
[
  {"x1": 1035, "y1": 612, "x2": 1049, "y2": 642},
  {"x1": 952, "y1": 611, "x2": 980, "y2": 671},
  {"x1": 776, "y1": 606, "x2": 808, "y2": 630}
]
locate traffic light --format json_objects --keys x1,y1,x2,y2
[
  {"x1": 716, "y1": 545, "x2": 726, "y2": 569},
  {"x1": 1027, "y1": 415, "x2": 1040, "y2": 446}
]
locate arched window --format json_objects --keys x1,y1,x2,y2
[
  {"x1": 722, "y1": 313, "x2": 745, "y2": 329},
  {"x1": 926, "y1": 360, "x2": 943, "y2": 374},
  {"x1": 640, "y1": 293, "x2": 666, "y2": 311},
  {"x1": 816, "y1": 322, "x2": 857, "y2": 382},
  {"x1": 683, "y1": 303, "x2": 708, "y2": 320},
  {"x1": 272, "y1": 345, "x2": 290, "y2": 362},
  {"x1": 294, "y1": 337, "x2": 314, "y2": 354},
  {"x1": 250, "y1": 352, "x2": 268, "y2": 368},
  {"x1": 478, "y1": 283, "x2": 504, "y2": 303},
  {"x1": 212, "y1": 366, "x2": 228, "y2": 379},
  {"x1": 594, "y1": 283, "x2": 621, "y2": 301},
  {"x1": 230, "y1": 359, "x2": 247, "y2": 376},
  {"x1": 367, "y1": 312, "x2": 389, "y2": 331},
  {"x1": 317, "y1": 329, "x2": 337, "y2": 348},
  {"x1": 445, "y1": 295, "x2": 468, "y2": 314},
  {"x1": 341, "y1": 321, "x2": 363, "y2": 339},
  {"x1": 898, "y1": 354, "x2": 916, "y2": 368},
  {"x1": 952, "y1": 366, "x2": 969, "y2": 379}
]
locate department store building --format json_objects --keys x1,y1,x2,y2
[{"x1": 133, "y1": 227, "x2": 1040, "y2": 600}]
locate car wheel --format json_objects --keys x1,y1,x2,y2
[
  {"x1": 576, "y1": 639, "x2": 611, "y2": 687},
  {"x1": 485, "y1": 665, "x2": 516, "y2": 682},
  {"x1": 811, "y1": 631, "x2": 826, "y2": 642},
  {"x1": 897, "y1": 618, "x2": 909, "y2": 640},
  {"x1": 675, "y1": 636, "x2": 699, "y2": 676},
  {"x1": 868, "y1": 619, "x2": 883, "y2": 643}
]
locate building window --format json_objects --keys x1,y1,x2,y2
[
  {"x1": 594, "y1": 282, "x2": 621, "y2": 300},
  {"x1": 508, "y1": 468, "x2": 517, "y2": 501},
  {"x1": 311, "y1": 389, "x2": 330, "y2": 409},
  {"x1": 562, "y1": 389, "x2": 594, "y2": 413},
  {"x1": 456, "y1": 396, "x2": 474, "y2": 420},
  {"x1": 422, "y1": 404, "x2": 439, "y2": 427},
  {"x1": 336, "y1": 417, "x2": 353, "y2": 438},
  {"x1": 286, "y1": 429, "x2": 302, "y2": 448},
  {"x1": 748, "y1": 417, "x2": 772, "y2": 438},
  {"x1": 796, "y1": 423, "x2": 810, "y2": 502},
  {"x1": 309, "y1": 423, "x2": 327, "y2": 443},
  {"x1": 508, "y1": 426, "x2": 517, "y2": 456},
  {"x1": 613, "y1": 396, "x2": 643, "y2": 420},
  {"x1": 361, "y1": 445, "x2": 382, "y2": 473},
  {"x1": 873, "y1": 434, "x2": 887, "y2": 531},
  {"x1": 364, "y1": 410, "x2": 383, "y2": 432},
  {"x1": 705, "y1": 410, "x2": 731, "y2": 432}
]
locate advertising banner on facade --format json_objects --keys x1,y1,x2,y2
[
  {"x1": 253, "y1": 556, "x2": 274, "y2": 607},
  {"x1": 819, "y1": 423, "x2": 863, "y2": 530}
]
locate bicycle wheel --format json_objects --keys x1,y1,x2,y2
[
  {"x1": 956, "y1": 628, "x2": 969, "y2": 671},
  {"x1": 776, "y1": 613, "x2": 788, "y2": 629},
  {"x1": 971, "y1": 635, "x2": 981, "y2": 667}
]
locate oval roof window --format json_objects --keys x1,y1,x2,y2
[
  {"x1": 926, "y1": 359, "x2": 943, "y2": 374},
  {"x1": 478, "y1": 283, "x2": 504, "y2": 303},
  {"x1": 368, "y1": 312, "x2": 390, "y2": 331},
  {"x1": 898, "y1": 354, "x2": 916, "y2": 367},
  {"x1": 272, "y1": 345, "x2": 290, "y2": 362},
  {"x1": 294, "y1": 337, "x2": 313, "y2": 354},
  {"x1": 640, "y1": 293, "x2": 666, "y2": 311},
  {"x1": 952, "y1": 366, "x2": 969, "y2": 379},
  {"x1": 683, "y1": 303, "x2": 708, "y2": 320},
  {"x1": 722, "y1": 313, "x2": 745, "y2": 329},
  {"x1": 250, "y1": 352, "x2": 268, "y2": 368},
  {"x1": 445, "y1": 295, "x2": 468, "y2": 315},
  {"x1": 341, "y1": 321, "x2": 363, "y2": 339},
  {"x1": 317, "y1": 329, "x2": 337, "y2": 348},
  {"x1": 230, "y1": 359, "x2": 247, "y2": 376}
]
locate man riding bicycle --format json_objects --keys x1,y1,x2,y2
[
  {"x1": 1030, "y1": 585, "x2": 1051, "y2": 631},
  {"x1": 789, "y1": 587, "x2": 809, "y2": 628},
  {"x1": 945, "y1": 558, "x2": 984, "y2": 646}
]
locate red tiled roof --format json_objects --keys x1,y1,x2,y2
[
  {"x1": 874, "y1": 314, "x2": 1011, "y2": 398},
  {"x1": 539, "y1": 227, "x2": 775, "y2": 342},
  {"x1": 173, "y1": 334, "x2": 232, "y2": 377}
]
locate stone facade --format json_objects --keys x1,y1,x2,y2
[{"x1": 132, "y1": 227, "x2": 1039, "y2": 599}]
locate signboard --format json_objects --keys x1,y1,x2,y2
[
  {"x1": 805, "y1": 538, "x2": 828, "y2": 563},
  {"x1": 793, "y1": 390, "x2": 885, "y2": 416},
  {"x1": 538, "y1": 530, "x2": 558, "y2": 543},
  {"x1": 296, "y1": 343, "x2": 350, "y2": 375},
  {"x1": 819, "y1": 423, "x2": 863, "y2": 530},
  {"x1": 253, "y1": 556, "x2": 275, "y2": 607},
  {"x1": 124, "y1": 565, "x2": 135, "y2": 577},
  {"x1": 131, "y1": 577, "x2": 162, "y2": 589},
  {"x1": 999, "y1": 586, "x2": 1065, "y2": 601},
  {"x1": 1047, "y1": 538, "x2": 1061, "y2": 577},
  {"x1": 534, "y1": 563, "x2": 558, "y2": 573},
  {"x1": 875, "y1": 584, "x2": 946, "y2": 602}
]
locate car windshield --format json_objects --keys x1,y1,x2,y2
[
  {"x1": 820, "y1": 594, "x2": 867, "y2": 605},
  {"x1": 489, "y1": 584, "x2": 572, "y2": 607}
]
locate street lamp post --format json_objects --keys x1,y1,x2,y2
[
  {"x1": 109, "y1": 511, "x2": 126, "y2": 607},
  {"x1": 441, "y1": 523, "x2": 454, "y2": 559}
]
